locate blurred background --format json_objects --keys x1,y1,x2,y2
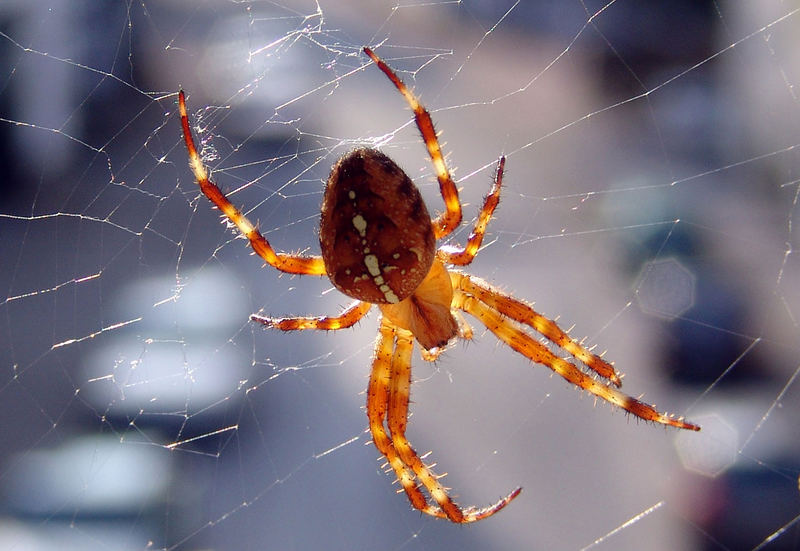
[{"x1": 1, "y1": 1, "x2": 799, "y2": 549}]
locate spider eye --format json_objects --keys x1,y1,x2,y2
[{"x1": 319, "y1": 147, "x2": 435, "y2": 304}]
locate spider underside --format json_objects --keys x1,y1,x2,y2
[{"x1": 178, "y1": 47, "x2": 699, "y2": 524}]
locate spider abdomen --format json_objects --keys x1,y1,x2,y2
[{"x1": 320, "y1": 147, "x2": 436, "y2": 304}]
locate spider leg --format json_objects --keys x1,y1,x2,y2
[
  {"x1": 178, "y1": 91, "x2": 327, "y2": 276},
  {"x1": 386, "y1": 320, "x2": 522, "y2": 523},
  {"x1": 368, "y1": 320, "x2": 446, "y2": 519},
  {"x1": 452, "y1": 272, "x2": 623, "y2": 386},
  {"x1": 452, "y1": 285, "x2": 700, "y2": 431},
  {"x1": 251, "y1": 301, "x2": 371, "y2": 330},
  {"x1": 363, "y1": 47, "x2": 461, "y2": 240},
  {"x1": 439, "y1": 156, "x2": 505, "y2": 266}
]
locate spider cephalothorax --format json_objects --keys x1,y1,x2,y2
[{"x1": 178, "y1": 46, "x2": 699, "y2": 524}]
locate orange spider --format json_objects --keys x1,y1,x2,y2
[{"x1": 178, "y1": 47, "x2": 699, "y2": 524}]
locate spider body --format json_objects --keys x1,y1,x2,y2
[
  {"x1": 178, "y1": 46, "x2": 699, "y2": 524},
  {"x1": 320, "y1": 147, "x2": 435, "y2": 306},
  {"x1": 320, "y1": 147, "x2": 458, "y2": 349}
]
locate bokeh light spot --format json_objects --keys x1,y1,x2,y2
[
  {"x1": 635, "y1": 257, "x2": 696, "y2": 319},
  {"x1": 675, "y1": 413, "x2": 738, "y2": 477}
]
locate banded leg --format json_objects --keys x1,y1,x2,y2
[
  {"x1": 363, "y1": 47, "x2": 461, "y2": 239},
  {"x1": 439, "y1": 156, "x2": 505, "y2": 266},
  {"x1": 251, "y1": 301, "x2": 371, "y2": 330},
  {"x1": 386, "y1": 323, "x2": 521, "y2": 523},
  {"x1": 453, "y1": 288, "x2": 700, "y2": 431},
  {"x1": 179, "y1": 91, "x2": 326, "y2": 275},
  {"x1": 367, "y1": 320, "x2": 443, "y2": 518},
  {"x1": 387, "y1": 327, "x2": 461, "y2": 521},
  {"x1": 452, "y1": 272, "x2": 622, "y2": 386}
]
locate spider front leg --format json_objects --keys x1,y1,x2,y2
[
  {"x1": 367, "y1": 320, "x2": 444, "y2": 519},
  {"x1": 251, "y1": 301, "x2": 371, "y2": 330},
  {"x1": 387, "y1": 325, "x2": 465, "y2": 521},
  {"x1": 451, "y1": 277, "x2": 700, "y2": 431},
  {"x1": 179, "y1": 91, "x2": 326, "y2": 276},
  {"x1": 373, "y1": 318, "x2": 521, "y2": 523}
]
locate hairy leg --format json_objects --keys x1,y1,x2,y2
[
  {"x1": 439, "y1": 157, "x2": 505, "y2": 266},
  {"x1": 363, "y1": 48, "x2": 461, "y2": 239},
  {"x1": 453, "y1": 287, "x2": 699, "y2": 431},
  {"x1": 452, "y1": 272, "x2": 622, "y2": 386},
  {"x1": 367, "y1": 319, "x2": 444, "y2": 518},
  {"x1": 179, "y1": 90, "x2": 326, "y2": 275},
  {"x1": 385, "y1": 323, "x2": 522, "y2": 522},
  {"x1": 251, "y1": 301, "x2": 371, "y2": 330}
]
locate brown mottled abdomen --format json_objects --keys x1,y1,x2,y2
[{"x1": 319, "y1": 148, "x2": 435, "y2": 304}]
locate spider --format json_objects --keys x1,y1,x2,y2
[{"x1": 178, "y1": 47, "x2": 700, "y2": 524}]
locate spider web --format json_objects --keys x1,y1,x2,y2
[{"x1": 1, "y1": 1, "x2": 799, "y2": 549}]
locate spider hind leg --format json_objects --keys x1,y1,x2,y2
[
  {"x1": 178, "y1": 90, "x2": 327, "y2": 276},
  {"x1": 363, "y1": 47, "x2": 461, "y2": 240},
  {"x1": 438, "y1": 156, "x2": 506, "y2": 267}
]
